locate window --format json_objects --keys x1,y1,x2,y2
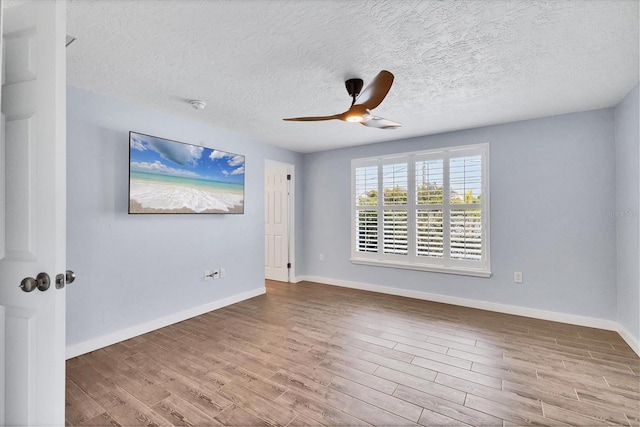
[{"x1": 351, "y1": 144, "x2": 490, "y2": 277}]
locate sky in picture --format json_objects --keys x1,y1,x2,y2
[{"x1": 130, "y1": 133, "x2": 245, "y2": 184}]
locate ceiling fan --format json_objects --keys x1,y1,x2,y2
[{"x1": 283, "y1": 70, "x2": 401, "y2": 129}]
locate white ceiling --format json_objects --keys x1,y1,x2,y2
[{"x1": 66, "y1": 0, "x2": 639, "y2": 153}]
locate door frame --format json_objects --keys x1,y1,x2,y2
[
  {"x1": 264, "y1": 159, "x2": 295, "y2": 282},
  {"x1": 0, "y1": 2, "x2": 4, "y2": 419}
]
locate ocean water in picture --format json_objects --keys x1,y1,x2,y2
[{"x1": 129, "y1": 132, "x2": 245, "y2": 214}]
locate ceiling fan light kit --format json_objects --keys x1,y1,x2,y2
[
  {"x1": 283, "y1": 70, "x2": 401, "y2": 130},
  {"x1": 346, "y1": 115, "x2": 365, "y2": 123}
]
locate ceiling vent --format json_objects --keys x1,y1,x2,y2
[{"x1": 189, "y1": 100, "x2": 206, "y2": 110}]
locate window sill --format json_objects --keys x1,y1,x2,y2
[{"x1": 350, "y1": 258, "x2": 492, "y2": 278}]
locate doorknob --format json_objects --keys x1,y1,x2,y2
[
  {"x1": 55, "y1": 270, "x2": 76, "y2": 289},
  {"x1": 20, "y1": 277, "x2": 38, "y2": 292},
  {"x1": 19, "y1": 272, "x2": 51, "y2": 292}
]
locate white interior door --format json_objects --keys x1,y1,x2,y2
[
  {"x1": 0, "y1": 1, "x2": 67, "y2": 425},
  {"x1": 265, "y1": 161, "x2": 291, "y2": 282}
]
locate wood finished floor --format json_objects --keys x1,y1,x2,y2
[{"x1": 66, "y1": 280, "x2": 640, "y2": 427}]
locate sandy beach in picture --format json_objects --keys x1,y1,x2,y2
[
  {"x1": 129, "y1": 132, "x2": 245, "y2": 214},
  {"x1": 129, "y1": 173, "x2": 244, "y2": 213}
]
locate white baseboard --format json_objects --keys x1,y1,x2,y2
[
  {"x1": 617, "y1": 324, "x2": 640, "y2": 357},
  {"x1": 66, "y1": 287, "x2": 266, "y2": 359},
  {"x1": 300, "y1": 275, "x2": 640, "y2": 356}
]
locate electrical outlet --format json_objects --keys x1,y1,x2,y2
[
  {"x1": 213, "y1": 269, "x2": 220, "y2": 280},
  {"x1": 319, "y1": 254, "x2": 324, "y2": 262},
  {"x1": 204, "y1": 270, "x2": 212, "y2": 281},
  {"x1": 514, "y1": 272, "x2": 523, "y2": 283},
  {"x1": 220, "y1": 268, "x2": 225, "y2": 278}
]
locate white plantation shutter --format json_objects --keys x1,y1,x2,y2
[
  {"x1": 352, "y1": 144, "x2": 490, "y2": 277},
  {"x1": 416, "y1": 210, "x2": 444, "y2": 258},
  {"x1": 383, "y1": 210, "x2": 408, "y2": 254},
  {"x1": 354, "y1": 163, "x2": 379, "y2": 254},
  {"x1": 383, "y1": 163, "x2": 408, "y2": 205},
  {"x1": 450, "y1": 209, "x2": 482, "y2": 260},
  {"x1": 356, "y1": 210, "x2": 378, "y2": 252},
  {"x1": 415, "y1": 158, "x2": 444, "y2": 259},
  {"x1": 449, "y1": 155, "x2": 482, "y2": 204},
  {"x1": 416, "y1": 159, "x2": 444, "y2": 204},
  {"x1": 355, "y1": 165, "x2": 378, "y2": 206},
  {"x1": 382, "y1": 163, "x2": 409, "y2": 255}
]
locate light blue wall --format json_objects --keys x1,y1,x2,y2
[
  {"x1": 303, "y1": 109, "x2": 618, "y2": 320},
  {"x1": 614, "y1": 84, "x2": 639, "y2": 342},
  {"x1": 66, "y1": 86, "x2": 304, "y2": 348},
  {"x1": 67, "y1": 84, "x2": 636, "y2": 349}
]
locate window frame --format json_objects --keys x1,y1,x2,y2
[{"x1": 350, "y1": 143, "x2": 491, "y2": 278}]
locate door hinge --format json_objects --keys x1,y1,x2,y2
[
  {"x1": 287, "y1": 263, "x2": 291, "y2": 269},
  {"x1": 287, "y1": 174, "x2": 291, "y2": 180}
]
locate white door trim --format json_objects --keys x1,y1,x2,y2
[{"x1": 0, "y1": 305, "x2": 4, "y2": 426}]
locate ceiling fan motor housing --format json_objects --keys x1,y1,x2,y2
[{"x1": 345, "y1": 78, "x2": 364, "y2": 98}]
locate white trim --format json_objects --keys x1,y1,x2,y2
[
  {"x1": 0, "y1": 305, "x2": 5, "y2": 426},
  {"x1": 299, "y1": 275, "x2": 624, "y2": 334},
  {"x1": 65, "y1": 287, "x2": 265, "y2": 360},
  {"x1": 350, "y1": 258, "x2": 491, "y2": 278},
  {"x1": 617, "y1": 324, "x2": 640, "y2": 357},
  {"x1": 352, "y1": 143, "x2": 488, "y2": 163},
  {"x1": 288, "y1": 164, "x2": 296, "y2": 281}
]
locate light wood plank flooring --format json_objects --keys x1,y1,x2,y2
[{"x1": 66, "y1": 280, "x2": 640, "y2": 426}]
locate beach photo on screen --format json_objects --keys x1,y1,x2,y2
[{"x1": 128, "y1": 132, "x2": 245, "y2": 214}]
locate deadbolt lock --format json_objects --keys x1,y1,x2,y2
[{"x1": 55, "y1": 270, "x2": 76, "y2": 289}]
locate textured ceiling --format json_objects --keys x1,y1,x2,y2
[{"x1": 66, "y1": 0, "x2": 639, "y2": 153}]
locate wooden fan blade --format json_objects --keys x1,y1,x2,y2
[
  {"x1": 361, "y1": 116, "x2": 402, "y2": 129},
  {"x1": 283, "y1": 114, "x2": 342, "y2": 121},
  {"x1": 355, "y1": 70, "x2": 394, "y2": 110}
]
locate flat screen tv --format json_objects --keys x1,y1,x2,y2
[{"x1": 128, "y1": 131, "x2": 245, "y2": 214}]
